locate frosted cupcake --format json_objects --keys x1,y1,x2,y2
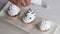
[
  {"x1": 23, "y1": 8, "x2": 36, "y2": 24},
  {"x1": 38, "y1": 20, "x2": 52, "y2": 32},
  {"x1": 8, "y1": 2, "x2": 20, "y2": 17}
]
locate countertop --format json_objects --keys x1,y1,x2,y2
[{"x1": 0, "y1": 0, "x2": 60, "y2": 34}]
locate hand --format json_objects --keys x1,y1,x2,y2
[{"x1": 9, "y1": 0, "x2": 31, "y2": 7}]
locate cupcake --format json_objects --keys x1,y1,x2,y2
[
  {"x1": 23, "y1": 8, "x2": 36, "y2": 24},
  {"x1": 8, "y1": 2, "x2": 20, "y2": 17},
  {"x1": 38, "y1": 20, "x2": 52, "y2": 32}
]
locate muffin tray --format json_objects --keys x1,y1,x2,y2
[{"x1": 0, "y1": 1, "x2": 57, "y2": 34}]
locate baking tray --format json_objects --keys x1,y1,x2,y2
[{"x1": 0, "y1": 1, "x2": 57, "y2": 34}]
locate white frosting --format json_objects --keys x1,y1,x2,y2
[
  {"x1": 31, "y1": 0, "x2": 42, "y2": 6},
  {"x1": 40, "y1": 20, "x2": 52, "y2": 30},
  {"x1": 23, "y1": 14, "x2": 35, "y2": 23},
  {"x1": 8, "y1": 3, "x2": 20, "y2": 16},
  {"x1": 23, "y1": 9, "x2": 36, "y2": 23}
]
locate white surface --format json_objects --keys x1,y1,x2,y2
[
  {"x1": 0, "y1": 19, "x2": 29, "y2": 34},
  {"x1": 0, "y1": 0, "x2": 60, "y2": 34},
  {"x1": 31, "y1": 0, "x2": 42, "y2": 6}
]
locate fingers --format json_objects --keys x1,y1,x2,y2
[
  {"x1": 21, "y1": 0, "x2": 26, "y2": 7},
  {"x1": 17, "y1": 1, "x2": 21, "y2": 7},
  {"x1": 20, "y1": 0, "x2": 31, "y2": 7},
  {"x1": 9, "y1": 0, "x2": 31, "y2": 7},
  {"x1": 17, "y1": 0, "x2": 26, "y2": 7},
  {"x1": 9, "y1": 0, "x2": 18, "y2": 5},
  {"x1": 24, "y1": 0, "x2": 31, "y2": 6}
]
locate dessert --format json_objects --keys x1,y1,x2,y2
[
  {"x1": 23, "y1": 8, "x2": 36, "y2": 24},
  {"x1": 38, "y1": 20, "x2": 52, "y2": 32},
  {"x1": 8, "y1": 2, "x2": 20, "y2": 16}
]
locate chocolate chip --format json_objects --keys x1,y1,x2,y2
[
  {"x1": 31, "y1": 11, "x2": 34, "y2": 14},
  {"x1": 25, "y1": 14, "x2": 27, "y2": 17},
  {"x1": 30, "y1": 17, "x2": 31, "y2": 19},
  {"x1": 27, "y1": 10, "x2": 30, "y2": 13}
]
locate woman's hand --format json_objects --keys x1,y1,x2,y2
[{"x1": 9, "y1": 0, "x2": 31, "y2": 7}]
